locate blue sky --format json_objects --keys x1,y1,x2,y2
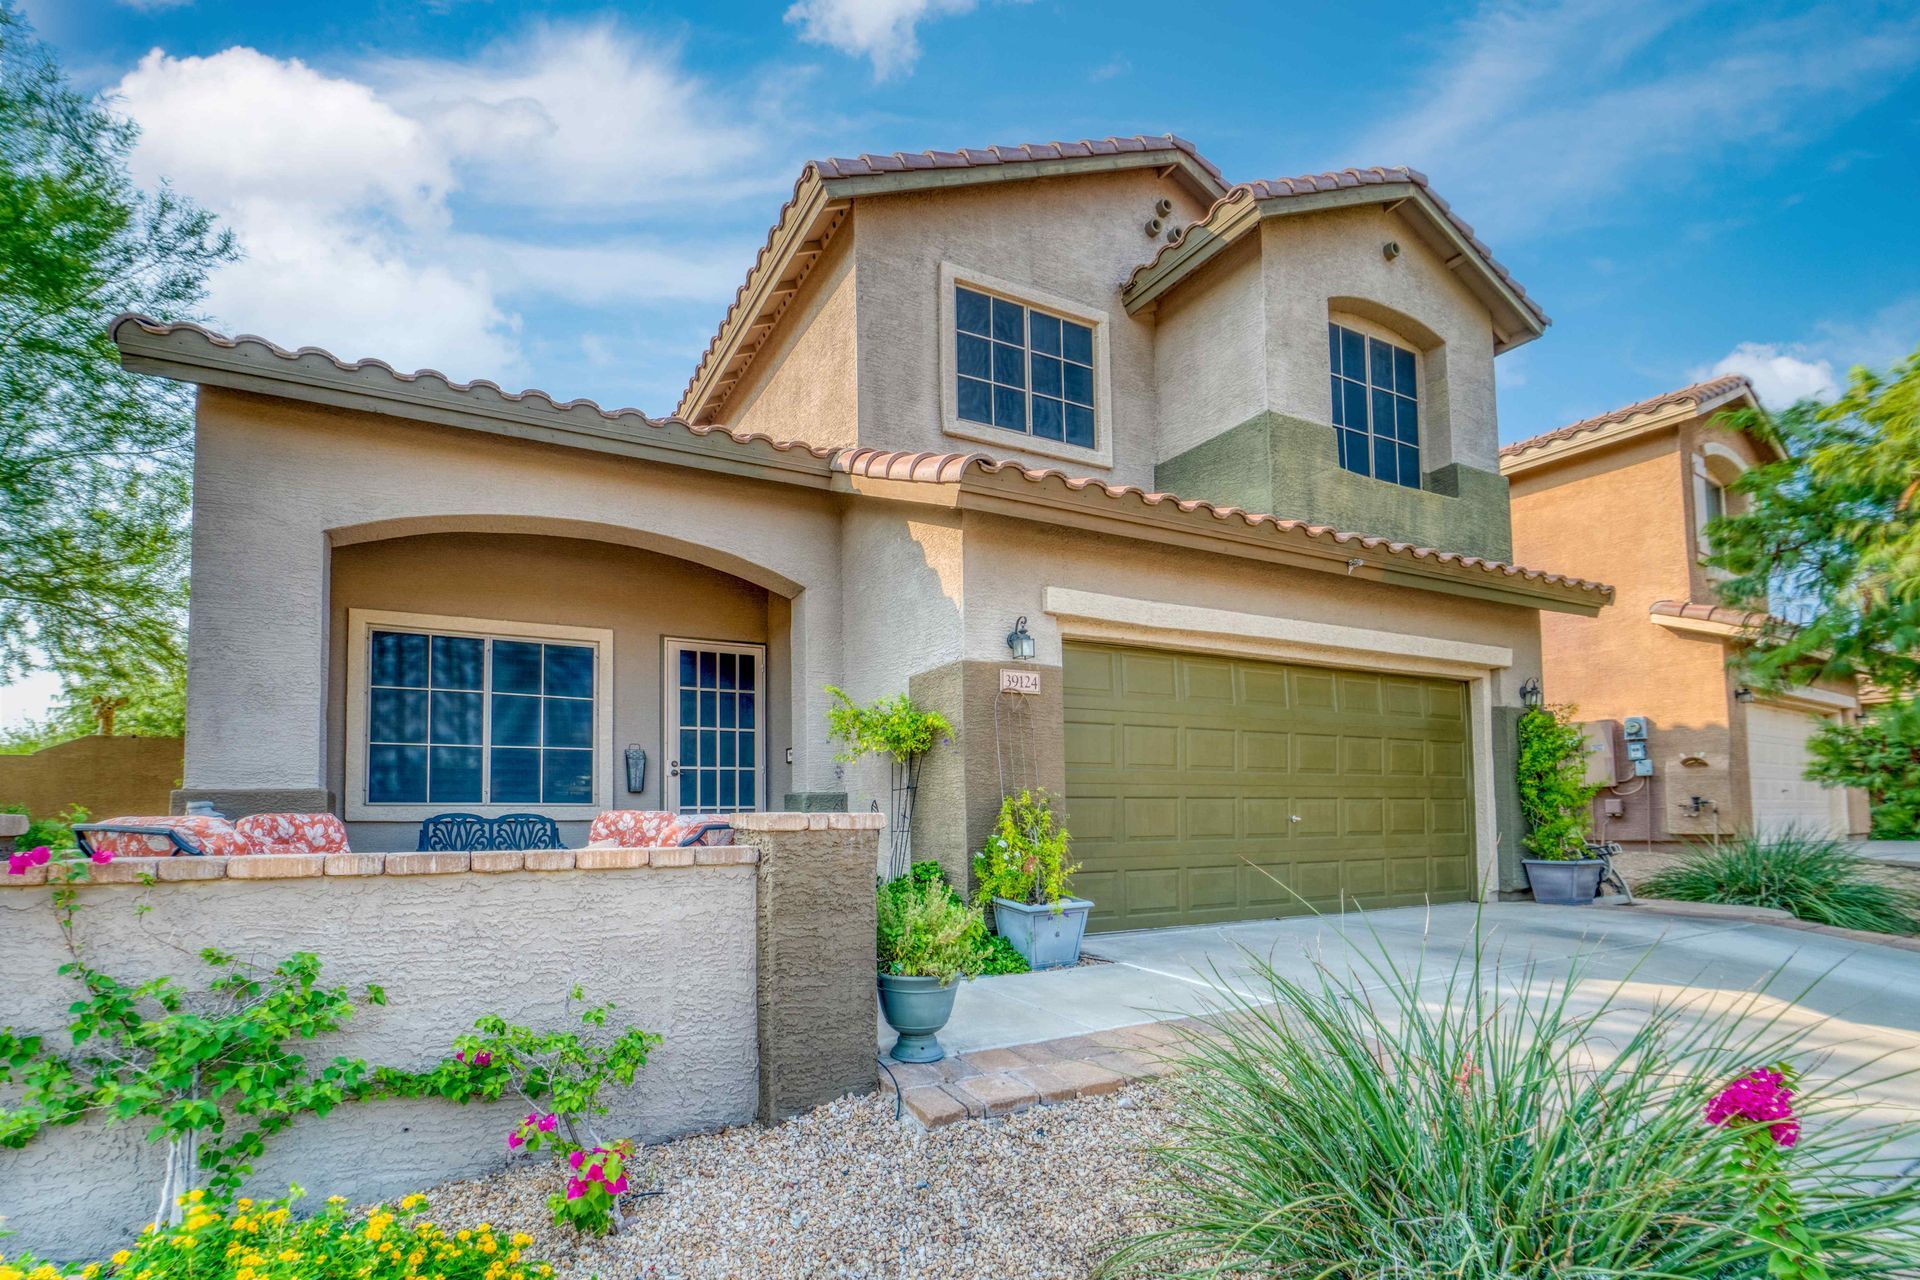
[{"x1": 5, "y1": 0, "x2": 1919, "y2": 728}]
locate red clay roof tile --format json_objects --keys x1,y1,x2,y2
[{"x1": 1501, "y1": 376, "x2": 1755, "y2": 459}]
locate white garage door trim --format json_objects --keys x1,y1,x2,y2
[
  {"x1": 1041, "y1": 587, "x2": 1508, "y2": 900},
  {"x1": 1747, "y1": 700, "x2": 1848, "y2": 838}
]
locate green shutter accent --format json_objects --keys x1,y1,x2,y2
[{"x1": 1064, "y1": 642, "x2": 1474, "y2": 931}]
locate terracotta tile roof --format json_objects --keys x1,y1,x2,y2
[
  {"x1": 1648, "y1": 598, "x2": 1779, "y2": 631},
  {"x1": 1501, "y1": 376, "x2": 1755, "y2": 459},
  {"x1": 110, "y1": 315, "x2": 838, "y2": 461},
  {"x1": 836, "y1": 448, "x2": 1612, "y2": 601},
  {"x1": 1125, "y1": 167, "x2": 1549, "y2": 328},
  {"x1": 811, "y1": 134, "x2": 1225, "y2": 186},
  {"x1": 678, "y1": 134, "x2": 1223, "y2": 420}
]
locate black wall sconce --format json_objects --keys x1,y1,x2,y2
[
  {"x1": 1006, "y1": 616, "x2": 1035, "y2": 661},
  {"x1": 1519, "y1": 677, "x2": 1542, "y2": 709},
  {"x1": 1734, "y1": 686, "x2": 1756, "y2": 703}
]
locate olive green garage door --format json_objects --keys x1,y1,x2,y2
[{"x1": 1064, "y1": 642, "x2": 1474, "y2": 932}]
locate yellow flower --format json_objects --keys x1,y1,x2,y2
[
  {"x1": 511, "y1": 1234, "x2": 533, "y2": 1248},
  {"x1": 111, "y1": 1253, "x2": 133, "y2": 1268},
  {"x1": 399, "y1": 1193, "x2": 427, "y2": 1211}
]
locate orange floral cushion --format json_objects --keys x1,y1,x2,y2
[
  {"x1": 234, "y1": 813, "x2": 351, "y2": 855},
  {"x1": 86, "y1": 816, "x2": 266, "y2": 859},
  {"x1": 587, "y1": 810, "x2": 730, "y2": 847}
]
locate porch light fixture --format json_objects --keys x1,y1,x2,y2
[
  {"x1": 1006, "y1": 616, "x2": 1036, "y2": 662},
  {"x1": 1734, "y1": 686, "x2": 1756, "y2": 703},
  {"x1": 1519, "y1": 677, "x2": 1542, "y2": 709}
]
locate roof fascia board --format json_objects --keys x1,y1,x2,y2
[
  {"x1": 1122, "y1": 194, "x2": 1261, "y2": 314},
  {"x1": 680, "y1": 173, "x2": 834, "y2": 421},
  {"x1": 1123, "y1": 184, "x2": 1545, "y2": 350},
  {"x1": 1501, "y1": 404, "x2": 1699, "y2": 477},
  {"x1": 950, "y1": 466, "x2": 1606, "y2": 615},
  {"x1": 819, "y1": 151, "x2": 1226, "y2": 204},
  {"x1": 118, "y1": 328, "x2": 836, "y2": 489}
]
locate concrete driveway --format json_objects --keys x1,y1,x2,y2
[{"x1": 898, "y1": 902, "x2": 1920, "y2": 1131}]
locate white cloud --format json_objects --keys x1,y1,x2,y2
[
  {"x1": 783, "y1": 0, "x2": 979, "y2": 79},
  {"x1": 107, "y1": 23, "x2": 793, "y2": 388},
  {"x1": 1698, "y1": 343, "x2": 1839, "y2": 408},
  {"x1": 1349, "y1": 0, "x2": 1920, "y2": 240},
  {"x1": 371, "y1": 21, "x2": 767, "y2": 213},
  {"x1": 115, "y1": 0, "x2": 194, "y2": 10}
]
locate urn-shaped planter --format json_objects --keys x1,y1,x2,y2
[
  {"x1": 992, "y1": 897, "x2": 1094, "y2": 969},
  {"x1": 877, "y1": 972, "x2": 961, "y2": 1063},
  {"x1": 1523, "y1": 858, "x2": 1604, "y2": 906}
]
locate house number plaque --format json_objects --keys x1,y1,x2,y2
[{"x1": 1000, "y1": 669, "x2": 1042, "y2": 695}]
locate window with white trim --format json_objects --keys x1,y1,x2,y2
[
  {"x1": 954, "y1": 284, "x2": 1096, "y2": 448},
  {"x1": 363, "y1": 626, "x2": 597, "y2": 806},
  {"x1": 1329, "y1": 320, "x2": 1421, "y2": 489}
]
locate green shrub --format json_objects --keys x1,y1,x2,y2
[
  {"x1": 973, "y1": 789, "x2": 1079, "y2": 908},
  {"x1": 880, "y1": 861, "x2": 1028, "y2": 975},
  {"x1": 0, "y1": 1188, "x2": 553, "y2": 1278},
  {"x1": 1641, "y1": 830, "x2": 1919, "y2": 934},
  {"x1": 1103, "y1": 927, "x2": 1920, "y2": 1278},
  {"x1": 876, "y1": 866, "x2": 988, "y2": 985},
  {"x1": 1516, "y1": 703, "x2": 1599, "y2": 858},
  {"x1": 1807, "y1": 701, "x2": 1920, "y2": 838},
  {"x1": 824, "y1": 686, "x2": 952, "y2": 764},
  {"x1": 3, "y1": 803, "x2": 84, "y2": 851}
]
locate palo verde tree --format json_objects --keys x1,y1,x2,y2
[
  {"x1": 0, "y1": 1, "x2": 233, "y2": 738},
  {"x1": 1707, "y1": 348, "x2": 1920, "y2": 834}
]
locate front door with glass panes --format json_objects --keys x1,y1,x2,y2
[{"x1": 664, "y1": 640, "x2": 763, "y2": 816}]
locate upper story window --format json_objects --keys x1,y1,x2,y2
[
  {"x1": 1329, "y1": 321, "x2": 1420, "y2": 489},
  {"x1": 955, "y1": 284, "x2": 1096, "y2": 449}
]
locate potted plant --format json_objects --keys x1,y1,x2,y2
[
  {"x1": 973, "y1": 789, "x2": 1091, "y2": 968},
  {"x1": 876, "y1": 867, "x2": 986, "y2": 1062},
  {"x1": 826, "y1": 686, "x2": 953, "y2": 881},
  {"x1": 1517, "y1": 702, "x2": 1605, "y2": 905}
]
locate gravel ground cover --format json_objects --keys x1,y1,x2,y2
[{"x1": 425, "y1": 1084, "x2": 1171, "y2": 1279}]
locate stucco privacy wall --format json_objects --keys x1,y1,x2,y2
[
  {"x1": 328, "y1": 532, "x2": 773, "y2": 848},
  {"x1": 0, "y1": 862, "x2": 757, "y2": 1260},
  {"x1": 181, "y1": 389, "x2": 846, "y2": 816},
  {"x1": 0, "y1": 734, "x2": 183, "y2": 823},
  {"x1": 851, "y1": 167, "x2": 1211, "y2": 487}
]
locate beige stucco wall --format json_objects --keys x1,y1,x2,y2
[
  {"x1": 1153, "y1": 235, "x2": 1268, "y2": 465},
  {"x1": 1258, "y1": 205, "x2": 1500, "y2": 474},
  {"x1": 0, "y1": 734, "x2": 182, "y2": 822},
  {"x1": 727, "y1": 219, "x2": 859, "y2": 447},
  {"x1": 849, "y1": 168, "x2": 1210, "y2": 489},
  {"x1": 0, "y1": 864, "x2": 757, "y2": 1261},
  {"x1": 184, "y1": 389, "x2": 848, "y2": 813},
  {"x1": 328, "y1": 532, "x2": 773, "y2": 848}
]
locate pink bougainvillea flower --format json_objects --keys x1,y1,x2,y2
[
  {"x1": 89, "y1": 847, "x2": 114, "y2": 865},
  {"x1": 507, "y1": 1131, "x2": 524, "y2": 1150},
  {"x1": 472, "y1": 1052, "x2": 491, "y2": 1067},
  {"x1": 27, "y1": 845, "x2": 50, "y2": 867},
  {"x1": 607, "y1": 1174, "x2": 628, "y2": 1197},
  {"x1": 454, "y1": 1050, "x2": 466, "y2": 1063},
  {"x1": 565, "y1": 1178, "x2": 587, "y2": 1201},
  {"x1": 6, "y1": 853, "x2": 27, "y2": 876},
  {"x1": 537, "y1": 1113, "x2": 558, "y2": 1133},
  {"x1": 1706, "y1": 1067, "x2": 1799, "y2": 1146},
  {"x1": 568, "y1": 1150, "x2": 586, "y2": 1171},
  {"x1": 586, "y1": 1162, "x2": 603, "y2": 1182}
]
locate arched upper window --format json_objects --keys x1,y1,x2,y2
[{"x1": 1328, "y1": 314, "x2": 1421, "y2": 489}]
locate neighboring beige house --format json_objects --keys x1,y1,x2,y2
[
  {"x1": 116, "y1": 134, "x2": 1610, "y2": 930},
  {"x1": 1502, "y1": 377, "x2": 1868, "y2": 853}
]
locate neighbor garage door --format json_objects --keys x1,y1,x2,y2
[
  {"x1": 1747, "y1": 701, "x2": 1848, "y2": 837},
  {"x1": 1064, "y1": 641, "x2": 1474, "y2": 932}
]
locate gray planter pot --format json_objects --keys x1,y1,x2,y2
[
  {"x1": 877, "y1": 972, "x2": 960, "y2": 1063},
  {"x1": 1523, "y1": 858, "x2": 1604, "y2": 906},
  {"x1": 992, "y1": 897, "x2": 1094, "y2": 969}
]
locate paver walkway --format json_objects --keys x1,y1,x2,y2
[{"x1": 878, "y1": 901, "x2": 1920, "y2": 1130}]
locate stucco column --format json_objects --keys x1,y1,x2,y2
[
  {"x1": 739, "y1": 812, "x2": 882, "y2": 1121},
  {"x1": 174, "y1": 427, "x2": 332, "y2": 816},
  {"x1": 780, "y1": 585, "x2": 849, "y2": 810}
]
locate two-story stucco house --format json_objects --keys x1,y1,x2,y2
[
  {"x1": 1502, "y1": 377, "x2": 1868, "y2": 858},
  {"x1": 114, "y1": 134, "x2": 1609, "y2": 930}
]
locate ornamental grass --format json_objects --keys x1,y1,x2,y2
[
  {"x1": 1641, "y1": 830, "x2": 1920, "y2": 935},
  {"x1": 0, "y1": 1188, "x2": 552, "y2": 1280},
  {"x1": 1102, "y1": 919, "x2": 1920, "y2": 1278}
]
